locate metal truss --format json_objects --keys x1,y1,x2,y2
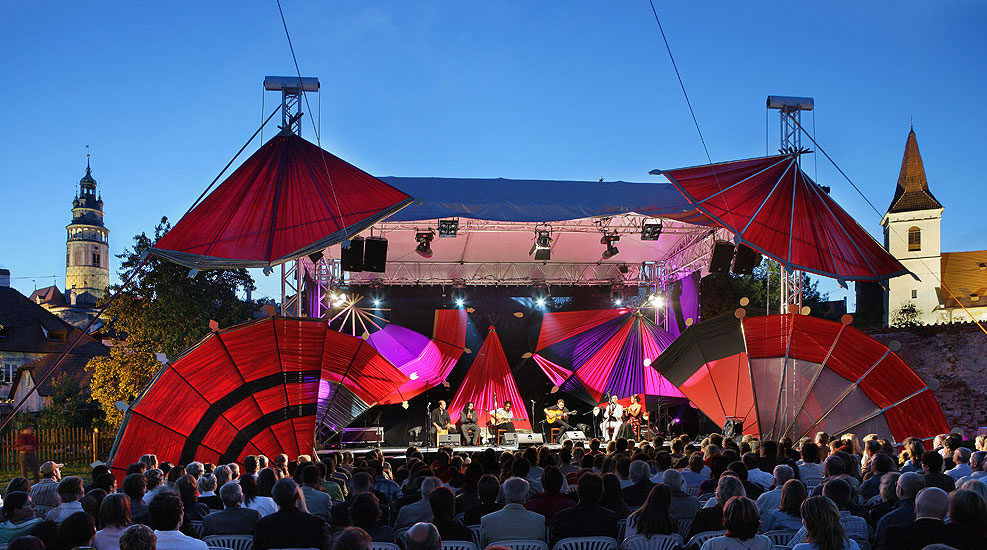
[{"x1": 373, "y1": 214, "x2": 706, "y2": 237}]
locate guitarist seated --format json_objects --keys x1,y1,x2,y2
[
  {"x1": 544, "y1": 398, "x2": 575, "y2": 431},
  {"x1": 489, "y1": 400, "x2": 517, "y2": 433}
]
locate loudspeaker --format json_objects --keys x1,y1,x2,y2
[
  {"x1": 362, "y1": 237, "x2": 388, "y2": 273},
  {"x1": 340, "y1": 426, "x2": 383, "y2": 444},
  {"x1": 709, "y1": 241, "x2": 736, "y2": 274},
  {"x1": 437, "y1": 433, "x2": 460, "y2": 446},
  {"x1": 559, "y1": 430, "x2": 587, "y2": 444},
  {"x1": 340, "y1": 237, "x2": 365, "y2": 272},
  {"x1": 515, "y1": 433, "x2": 544, "y2": 448},
  {"x1": 722, "y1": 418, "x2": 743, "y2": 439},
  {"x1": 501, "y1": 432, "x2": 518, "y2": 446},
  {"x1": 731, "y1": 244, "x2": 762, "y2": 275}
]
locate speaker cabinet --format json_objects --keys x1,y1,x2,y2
[
  {"x1": 709, "y1": 241, "x2": 736, "y2": 274},
  {"x1": 559, "y1": 430, "x2": 587, "y2": 443},
  {"x1": 362, "y1": 237, "x2": 388, "y2": 273},
  {"x1": 340, "y1": 237, "x2": 364, "y2": 272},
  {"x1": 732, "y1": 244, "x2": 762, "y2": 275},
  {"x1": 437, "y1": 433, "x2": 460, "y2": 447},
  {"x1": 501, "y1": 432, "x2": 518, "y2": 446},
  {"x1": 515, "y1": 433, "x2": 544, "y2": 448}
]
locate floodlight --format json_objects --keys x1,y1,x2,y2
[
  {"x1": 438, "y1": 218, "x2": 459, "y2": 237},
  {"x1": 415, "y1": 229, "x2": 435, "y2": 258},
  {"x1": 369, "y1": 286, "x2": 384, "y2": 307},
  {"x1": 451, "y1": 285, "x2": 466, "y2": 307},
  {"x1": 641, "y1": 219, "x2": 663, "y2": 241},
  {"x1": 648, "y1": 293, "x2": 664, "y2": 308},
  {"x1": 601, "y1": 233, "x2": 620, "y2": 259},
  {"x1": 530, "y1": 229, "x2": 552, "y2": 261}
]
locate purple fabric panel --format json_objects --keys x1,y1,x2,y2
[
  {"x1": 604, "y1": 318, "x2": 645, "y2": 397},
  {"x1": 668, "y1": 271, "x2": 701, "y2": 338},
  {"x1": 541, "y1": 314, "x2": 629, "y2": 371},
  {"x1": 366, "y1": 324, "x2": 431, "y2": 368}
]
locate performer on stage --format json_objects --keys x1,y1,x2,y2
[
  {"x1": 617, "y1": 394, "x2": 645, "y2": 440},
  {"x1": 430, "y1": 400, "x2": 457, "y2": 445},
  {"x1": 544, "y1": 398, "x2": 575, "y2": 431},
  {"x1": 600, "y1": 395, "x2": 623, "y2": 442},
  {"x1": 460, "y1": 401, "x2": 480, "y2": 445},
  {"x1": 489, "y1": 400, "x2": 517, "y2": 433}
]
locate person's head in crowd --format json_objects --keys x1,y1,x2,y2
[
  {"x1": 944, "y1": 434, "x2": 961, "y2": 455},
  {"x1": 227, "y1": 463, "x2": 240, "y2": 480},
  {"x1": 59, "y1": 511, "x2": 96, "y2": 548},
  {"x1": 184, "y1": 462, "x2": 202, "y2": 480},
  {"x1": 630, "y1": 484, "x2": 673, "y2": 536},
  {"x1": 126, "y1": 463, "x2": 146, "y2": 476},
  {"x1": 922, "y1": 450, "x2": 944, "y2": 474},
  {"x1": 914, "y1": 487, "x2": 950, "y2": 520},
  {"x1": 957, "y1": 478, "x2": 987, "y2": 502},
  {"x1": 879, "y1": 472, "x2": 902, "y2": 504},
  {"x1": 144, "y1": 469, "x2": 163, "y2": 491},
  {"x1": 721, "y1": 496, "x2": 759, "y2": 541},
  {"x1": 778, "y1": 479, "x2": 807, "y2": 517},
  {"x1": 428, "y1": 486, "x2": 457, "y2": 522},
  {"x1": 7, "y1": 536, "x2": 44, "y2": 550},
  {"x1": 772, "y1": 465, "x2": 795, "y2": 489},
  {"x1": 628, "y1": 460, "x2": 650, "y2": 483},
  {"x1": 896, "y1": 472, "x2": 926, "y2": 501},
  {"x1": 197, "y1": 473, "x2": 217, "y2": 496},
  {"x1": 741, "y1": 453, "x2": 759, "y2": 472},
  {"x1": 614, "y1": 457, "x2": 630, "y2": 479},
  {"x1": 800, "y1": 442, "x2": 821, "y2": 464},
  {"x1": 120, "y1": 524, "x2": 156, "y2": 550},
  {"x1": 589, "y1": 439, "x2": 601, "y2": 453},
  {"x1": 148, "y1": 493, "x2": 184, "y2": 531},
  {"x1": 99, "y1": 493, "x2": 132, "y2": 529},
  {"x1": 239, "y1": 471, "x2": 260, "y2": 504},
  {"x1": 671, "y1": 439, "x2": 685, "y2": 456},
  {"x1": 213, "y1": 464, "x2": 231, "y2": 489},
  {"x1": 821, "y1": 479, "x2": 851, "y2": 511},
  {"x1": 800, "y1": 495, "x2": 845, "y2": 550},
  {"x1": 350, "y1": 492, "x2": 383, "y2": 532},
  {"x1": 822, "y1": 456, "x2": 845, "y2": 478},
  {"x1": 219, "y1": 480, "x2": 243, "y2": 509},
  {"x1": 351, "y1": 471, "x2": 374, "y2": 495},
  {"x1": 256, "y1": 455, "x2": 269, "y2": 471},
  {"x1": 954, "y1": 447, "x2": 972, "y2": 468},
  {"x1": 243, "y1": 456, "x2": 258, "y2": 477},
  {"x1": 502, "y1": 477, "x2": 530, "y2": 505},
  {"x1": 869, "y1": 453, "x2": 893, "y2": 477},
  {"x1": 418, "y1": 476, "x2": 441, "y2": 499},
  {"x1": 948, "y1": 489, "x2": 986, "y2": 534},
  {"x1": 715, "y1": 476, "x2": 746, "y2": 508},
  {"x1": 271, "y1": 478, "x2": 301, "y2": 511},
  {"x1": 174, "y1": 474, "x2": 200, "y2": 510},
  {"x1": 905, "y1": 438, "x2": 924, "y2": 464},
  {"x1": 477, "y1": 474, "x2": 500, "y2": 504},
  {"x1": 38, "y1": 461, "x2": 62, "y2": 482},
  {"x1": 542, "y1": 466, "x2": 563, "y2": 495},
  {"x1": 333, "y1": 526, "x2": 372, "y2": 550},
  {"x1": 5, "y1": 478, "x2": 31, "y2": 495},
  {"x1": 299, "y1": 463, "x2": 322, "y2": 488},
  {"x1": 405, "y1": 522, "x2": 441, "y2": 550},
  {"x1": 726, "y1": 461, "x2": 748, "y2": 482},
  {"x1": 512, "y1": 457, "x2": 532, "y2": 480},
  {"x1": 58, "y1": 476, "x2": 85, "y2": 504},
  {"x1": 760, "y1": 441, "x2": 778, "y2": 460},
  {"x1": 654, "y1": 452, "x2": 672, "y2": 472},
  {"x1": 688, "y1": 452, "x2": 704, "y2": 474},
  {"x1": 970, "y1": 451, "x2": 986, "y2": 472},
  {"x1": 662, "y1": 469, "x2": 685, "y2": 493},
  {"x1": 709, "y1": 455, "x2": 733, "y2": 481},
  {"x1": 93, "y1": 472, "x2": 116, "y2": 494},
  {"x1": 139, "y1": 454, "x2": 158, "y2": 470},
  {"x1": 81, "y1": 488, "x2": 107, "y2": 519},
  {"x1": 577, "y1": 472, "x2": 605, "y2": 505},
  {"x1": 579, "y1": 454, "x2": 594, "y2": 470},
  {"x1": 165, "y1": 465, "x2": 184, "y2": 485},
  {"x1": 2, "y1": 492, "x2": 35, "y2": 522},
  {"x1": 257, "y1": 468, "x2": 278, "y2": 497},
  {"x1": 122, "y1": 474, "x2": 147, "y2": 505}
]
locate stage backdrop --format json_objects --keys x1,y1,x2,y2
[{"x1": 448, "y1": 326, "x2": 531, "y2": 431}]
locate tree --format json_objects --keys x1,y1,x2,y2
[
  {"x1": 38, "y1": 374, "x2": 101, "y2": 429},
  {"x1": 701, "y1": 261, "x2": 827, "y2": 319},
  {"x1": 891, "y1": 301, "x2": 922, "y2": 327},
  {"x1": 86, "y1": 217, "x2": 258, "y2": 427}
]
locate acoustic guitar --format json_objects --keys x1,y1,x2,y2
[
  {"x1": 489, "y1": 410, "x2": 523, "y2": 425},
  {"x1": 545, "y1": 409, "x2": 574, "y2": 424}
]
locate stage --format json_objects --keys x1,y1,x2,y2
[{"x1": 318, "y1": 444, "x2": 564, "y2": 459}]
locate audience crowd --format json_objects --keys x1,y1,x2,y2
[{"x1": 3, "y1": 430, "x2": 987, "y2": 550}]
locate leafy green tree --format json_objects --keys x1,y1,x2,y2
[
  {"x1": 701, "y1": 261, "x2": 827, "y2": 319},
  {"x1": 86, "y1": 217, "x2": 257, "y2": 426},
  {"x1": 38, "y1": 374, "x2": 101, "y2": 429}
]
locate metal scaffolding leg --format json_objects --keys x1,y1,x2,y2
[{"x1": 780, "y1": 268, "x2": 803, "y2": 314}]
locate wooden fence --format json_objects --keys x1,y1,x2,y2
[{"x1": 1, "y1": 428, "x2": 116, "y2": 473}]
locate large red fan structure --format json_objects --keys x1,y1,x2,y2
[
  {"x1": 655, "y1": 313, "x2": 948, "y2": 443},
  {"x1": 654, "y1": 154, "x2": 910, "y2": 283},
  {"x1": 448, "y1": 327, "x2": 531, "y2": 431},
  {"x1": 106, "y1": 317, "x2": 408, "y2": 479},
  {"x1": 152, "y1": 131, "x2": 413, "y2": 269}
]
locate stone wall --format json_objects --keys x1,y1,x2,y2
[{"x1": 863, "y1": 323, "x2": 987, "y2": 438}]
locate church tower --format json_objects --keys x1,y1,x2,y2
[
  {"x1": 65, "y1": 158, "x2": 109, "y2": 306},
  {"x1": 882, "y1": 127, "x2": 943, "y2": 325}
]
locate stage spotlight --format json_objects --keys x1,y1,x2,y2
[
  {"x1": 530, "y1": 229, "x2": 552, "y2": 261},
  {"x1": 641, "y1": 219, "x2": 663, "y2": 241},
  {"x1": 610, "y1": 287, "x2": 623, "y2": 306},
  {"x1": 532, "y1": 283, "x2": 550, "y2": 308},
  {"x1": 601, "y1": 232, "x2": 620, "y2": 259},
  {"x1": 535, "y1": 297, "x2": 547, "y2": 307},
  {"x1": 451, "y1": 285, "x2": 466, "y2": 308},
  {"x1": 648, "y1": 293, "x2": 664, "y2": 308},
  {"x1": 415, "y1": 229, "x2": 435, "y2": 258},
  {"x1": 438, "y1": 218, "x2": 459, "y2": 237},
  {"x1": 369, "y1": 286, "x2": 384, "y2": 307}
]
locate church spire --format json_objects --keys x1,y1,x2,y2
[{"x1": 887, "y1": 126, "x2": 942, "y2": 214}]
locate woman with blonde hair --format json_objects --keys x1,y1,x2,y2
[{"x1": 793, "y1": 496, "x2": 859, "y2": 550}]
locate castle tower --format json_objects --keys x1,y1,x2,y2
[
  {"x1": 65, "y1": 158, "x2": 109, "y2": 306},
  {"x1": 882, "y1": 127, "x2": 943, "y2": 325}
]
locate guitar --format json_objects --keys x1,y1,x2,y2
[
  {"x1": 545, "y1": 409, "x2": 574, "y2": 424},
  {"x1": 490, "y1": 410, "x2": 524, "y2": 425}
]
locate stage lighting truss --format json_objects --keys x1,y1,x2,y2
[
  {"x1": 415, "y1": 228, "x2": 435, "y2": 258},
  {"x1": 647, "y1": 291, "x2": 665, "y2": 309},
  {"x1": 601, "y1": 231, "x2": 620, "y2": 259},
  {"x1": 529, "y1": 225, "x2": 553, "y2": 261},
  {"x1": 438, "y1": 218, "x2": 459, "y2": 238},
  {"x1": 641, "y1": 219, "x2": 663, "y2": 241}
]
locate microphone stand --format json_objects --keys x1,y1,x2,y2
[
  {"x1": 530, "y1": 399, "x2": 539, "y2": 441},
  {"x1": 424, "y1": 379, "x2": 432, "y2": 453}
]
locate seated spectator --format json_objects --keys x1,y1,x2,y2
[
  {"x1": 29, "y1": 462, "x2": 62, "y2": 519},
  {"x1": 93, "y1": 473, "x2": 117, "y2": 495},
  {"x1": 147, "y1": 493, "x2": 207, "y2": 550},
  {"x1": 682, "y1": 452, "x2": 709, "y2": 491},
  {"x1": 755, "y1": 465, "x2": 795, "y2": 513},
  {"x1": 866, "y1": 472, "x2": 900, "y2": 527},
  {"x1": 921, "y1": 451, "x2": 955, "y2": 493},
  {"x1": 482, "y1": 478, "x2": 544, "y2": 543},
  {"x1": 252, "y1": 479, "x2": 329, "y2": 550},
  {"x1": 622, "y1": 461, "x2": 656, "y2": 507},
  {"x1": 122, "y1": 474, "x2": 149, "y2": 526},
  {"x1": 947, "y1": 489, "x2": 986, "y2": 539},
  {"x1": 969, "y1": 451, "x2": 987, "y2": 479},
  {"x1": 885, "y1": 487, "x2": 978, "y2": 550},
  {"x1": 185, "y1": 463, "x2": 204, "y2": 482},
  {"x1": 947, "y1": 448, "x2": 973, "y2": 481},
  {"x1": 700, "y1": 455, "x2": 733, "y2": 496},
  {"x1": 6, "y1": 478, "x2": 31, "y2": 496},
  {"x1": 689, "y1": 476, "x2": 745, "y2": 540},
  {"x1": 8, "y1": 535, "x2": 45, "y2": 550},
  {"x1": 143, "y1": 470, "x2": 166, "y2": 505},
  {"x1": 173, "y1": 475, "x2": 208, "y2": 538},
  {"x1": 45, "y1": 476, "x2": 85, "y2": 524},
  {"x1": 194, "y1": 475, "x2": 221, "y2": 511},
  {"x1": 743, "y1": 453, "x2": 774, "y2": 490},
  {"x1": 120, "y1": 524, "x2": 156, "y2": 550},
  {"x1": 59, "y1": 511, "x2": 97, "y2": 550},
  {"x1": 600, "y1": 473, "x2": 630, "y2": 519},
  {"x1": 793, "y1": 496, "x2": 860, "y2": 550},
  {"x1": 701, "y1": 496, "x2": 771, "y2": 550},
  {"x1": 200, "y1": 481, "x2": 260, "y2": 536},
  {"x1": 626, "y1": 484, "x2": 675, "y2": 539},
  {"x1": 94, "y1": 493, "x2": 132, "y2": 550},
  {"x1": 318, "y1": 461, "x2": 344, "y2": 502},
  {"x1": 791, "y1": 480, "x2": 868, "y2": 545},
  {"x1": 873, "y1": 472, "x2": 924, "y2": 550},
  {"x1": 899, "y1": 439, "x2": 924, "y2": 474},
  {"x1": 300, "y1": 464, "x2": 332, "y2": 522},
  {"x1": 462, "y1": 474, "x2": 502, "y2": 526},
  {"x1": 798, "y1": 443, "x2": 824, "y2": 488},
  {"x1": 0, "y1": 492, "x2": 43, "y2": 543},
  {"x1": 524, "y1": 466, "x2": 574, "y2": 526},
  {"x1": 552, "y1": 473, "x2": 618, "y2": 546},
  {"x1": 405, "y1": 522, "x2": 441, "y2": 550},
  {"x1": 82, "y1": 489, "x2": 109, "y2": 520},
  {"x1": 860, "y1": 454, "x2": 893, "y2": 500},
  {"x1": 662, "y1": 469, "x2": 700, "y2": 521},
  {"x1": 428, "y1": 487, "x2": 471, "y2": 542},
  {"x1": 332, "y1": 526, "x2": 371, "y2": 550},
  {"x1": 240, "y1": 472, "x2": 277, "y2": 518},
  {"x1": 759, "y1": 479, "x2": 806, "y2": 533},
  {"x1": 349, "y1": 493, "x2": 394, "y2": 543},
  {"x1": 394, "y1": 476, "x2": 441, "y2": 531}
]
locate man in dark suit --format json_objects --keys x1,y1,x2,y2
[
  {"x1": 253, "y1": 478, "x2": 330, "y2": 550},
  {"x1": 885, "y1": 487, "x2": 979, "y2": 550},
  {"x1": 202, "y1": 482, "x2": 261, "y2": 536},
  {"x1": 621, "y1": 461, "x2": 656, "y2": 507},
  {"x1": 552, "y1": 473, "x2": 618, "y2": 547},
  {"x1": 873, "y1": 472, "x2": 925, "y2": 550},
  {"x1": 921, "y1": 451, "x2": 955, "y2": 493}
]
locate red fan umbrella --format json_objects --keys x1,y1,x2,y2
[
  {"x1": 106, "y1": 317, "x2": 408, "y2": 478},
  {"x1": 653, "y1": 154, "x2": 910, "y2": 284},
  {"x1": 153, "y1": 131, "x2": 413, "y2": 269},
  {"x1": 654, "y1": 312, "x2": 947, "y2": 443}
]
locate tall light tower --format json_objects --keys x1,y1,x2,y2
[{"x1": 766, "y1": 95, "x2": 813, "y2": 313}]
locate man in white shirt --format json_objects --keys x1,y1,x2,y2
[
  {"x1": 947, "y1": 448, "x2": 973, "y2": 481},
  {"x1": 481, "y1": 477, "x2": 545, "y2": 543},
  {"x1": 599, "y1": 396, "x2": 623, "y2": 442},
  {"x1": 755, "y1": 465, "x2": 794, "y2": 513},
  {"x1": 149, "y1": 492, "x2": 208, "y2": 550},
  {"x1": 44, "y1": 476, "x2": 85, "y2": 524},
  {"x1": 743, "y1": 453, "x2": 774, "y2": 490}
]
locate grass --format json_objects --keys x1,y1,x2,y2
[{"x1": 0, "y1": 465, "x2": 94, "y2": 497}]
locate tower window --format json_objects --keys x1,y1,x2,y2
[
  {"x1": 92, "y1": 250, "x2": 100, "y2": 267},
  {"x1": 908, "y1": 227, "x2": 921, "y2": 251},
  {"x1": 911, "y1": 289, "x2": 917, "y2": 299}
]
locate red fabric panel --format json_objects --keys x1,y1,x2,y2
[
  {"x1": 246, "y1": 425, "x2": 283, "y2": 460},
  {"x1": 377, "y1": 310, "x2": 467, "y2": 405},
  {"x1": 885, "y1": 389, "x2": 950, "y2": 444},
  {"x1": 823, "y1": 326, "x2": 890, "y2": 383},
  {"x1": 448, "y1": 328, "x2": 531, "y2": 430},
  {"x1": 116, "y1": 413, "x2": 188, "y2": 469},
  {"x1": 254, "y1": 386, "x2": 291, "y2": 415},
  {"x1": 224, "y1": 398, "x2": 265, "y2": 430},
  {"x1": 434, "y1": 309, "x2": 467, "y2": 348},
  {"x1": 676, "y1": 354, "x2": 759, "y2": 436},
  {"x1": 132, "y1": 369, "x2": 210, "y2": 436},
  {"x1": 172, "y1": 336, "x2": 244, "y2": 400},
  {"x1": 320, "y1": 330, "x2": 363, "y2": 380},
  {"x1": 537, "y1": 309, "x2": 629, "y2": 350},
  {"x1": 200, "y1": 416, "x2": 239, "y2": 456},
  {"x1": 220, "y1": 319, "x2": 282, "y2": 382},
  {"x1": 575, "y1": 320, "x2": 634, "y2": 402},
  {"x1": 532, "y1": 354, "x2": 573, "y2": 387},
  {"x1": 268, "y1": 418, "x2": 301, "y2": 458},
  {"x1": 153, "y1": 133, "x2": 412, "y2": 265},
  {"x1": 275, "y1": 319, "x2": 326, "y2": 372},
  {"x1": 328, "y1": 339, "x2": 408, "y2": 405},
  {"x1": 856, "y1": 352, "x2": 927, "y2": 409},
  {"x1": 194, "y1": 447, "x2": 221, "y2": 467},
  {"x1": 292, "y1": 417, "x2": 315, "y2": 458}
]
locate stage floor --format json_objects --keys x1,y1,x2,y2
[{"x1": 319, "y1": 444, "x2": 563, "y2": 458}]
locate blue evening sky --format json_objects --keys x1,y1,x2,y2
[{"x1": 1, "y1": 2, "x2": 984, "y2": 308}]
